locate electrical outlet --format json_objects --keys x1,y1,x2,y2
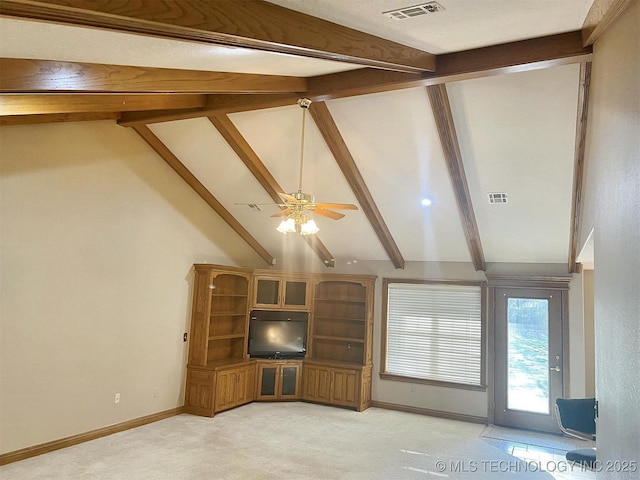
[
  {"x1": 410, "y1": 384, "x2": 416, "y2": 393},
  {"x1": 114, "y1": 392, "x2": 120, "y2": 404},
  {"x1": 153, "y1": 388, "x2": 158, "y2": 398}
]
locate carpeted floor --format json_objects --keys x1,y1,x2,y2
[{"x1": 1, "y1": 403, "x2": 593, "y2": 480}]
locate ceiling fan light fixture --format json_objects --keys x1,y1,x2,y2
[
  {"x1": 271, "y1": 98, "x2": 356, "y2": 236},
  {"x1": 299, "y1": 219, "x2": 319, "y2": 236},
  {"x1": 276, "y1": 218, "x2": 296, "y2": 234}
]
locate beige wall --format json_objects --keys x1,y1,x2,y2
[
  {"x1": 0, "y1": 121, "x2": 263, "y2": 454},
  {"x1": 1, "y1": 111, "x2": 596, "y2": 451},
  {"x1": 330, "y1": 260, "x2": 587, "y2": 419},
  {"x1": 580, "y1": 1, "x2": 640, "y2": 476},
  {"x1": 582, "y1": 270, "x2": 595, "y2": 397},
  {"x1": 350, "y1": 261, "x2": 488, "y2": 419}
]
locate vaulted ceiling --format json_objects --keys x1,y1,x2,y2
[{"x1": 1, "y1": 0, "x2": 618, "y2": 271}]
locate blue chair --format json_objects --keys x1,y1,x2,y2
[{"x1": 554, "y1": 397, "x2": 597, "y2": 469}]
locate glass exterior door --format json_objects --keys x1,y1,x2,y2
[{"x1": 494, "y1": 288, "x2": 564, "y2": 432}]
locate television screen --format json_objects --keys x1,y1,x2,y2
[{"x1": 249, "y1": 311, "x2": 308, "y2": 359}]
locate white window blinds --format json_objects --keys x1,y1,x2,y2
[{"x1": 385, "y1": 282, "x2": 483, "y2": 386}]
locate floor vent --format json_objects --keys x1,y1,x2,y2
[
  {"x1": 383, "y1": 2, "x2": 445, "y2": 20},
  {"x1": 488, "y1": 193, "x2": 508, "y2": 204}
]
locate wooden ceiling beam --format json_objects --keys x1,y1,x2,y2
[
  {"x1": 208, "y1": 113, "x2": 336, "y2": 268},
  {"x1": 0, "y1": 0, "x2": 435, "y2": 73},
  {"x1": 309, "y1": 101, "x2": 405, "y2": 269},
  {"x1": 0, "y1": 58, "x2": 307, "y2": 94},
  {"x1": 118, "y1": 31, "x2": 593, "y2": 125},
  {"x1": 132, "y1": 124, "x2": 275, "y2": 266},
  {"x1": 0, "y1": 93, "x2": 205, "y2": 116},
  {"x1": 582, "y1": 0, "x2": 632, "y2": 46},
  {"x1": 426, "y1": 84, "x2": 485, "y2": 271},
  {"x1": 0, "y1": 111, "x2": 119, "y2": 126},
  {"x1": 307, "y1": 31, "x2": 592, "y2": 100},
  {"x1": 119, "y1": 95, "x2": 300, "y2": 127},
  {"x1": 568, "y1": 62, "x2": 592, "y2": 274}
]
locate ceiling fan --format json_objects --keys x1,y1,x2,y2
[{"x1": 272, "y1": 98, "x2": 358, "y2": 235}]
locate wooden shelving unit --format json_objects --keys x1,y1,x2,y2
[
  {"x1": 304, "y1": 276, "x2": 375, "y2": 411},
  {"x1": 184, "y1": 265, "x2": 256, "y2": 417},
  {"x1": 184, "y1": 265, "x2": 376, "y2": 416}
]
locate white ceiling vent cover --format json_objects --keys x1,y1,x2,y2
[
  {"x1": 488, "y1": 193, "x2": 508, "y2": 204},
  {"x1": 383, "y1": 2, "x2": 445, "y2": 20}
]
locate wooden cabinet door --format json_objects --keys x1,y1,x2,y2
[
  {"x1": 184, "y1": 367, "x2": 215, "y2": 417},
  {"x1": 253, "y1": 276, "x2": 281, "y2": 308},
  {"x1": 256, "y1": 361, "x2": 301, "y2": 400},
  {"x1": 282, "y1": 279, "x2": 309, "y2": 309},
  {"x1": 253, "y1": 275, "x2": 310, "y2": 310},
  {"x1": 256, "y1": 364, "x2": 279, "y2": 400},
  {"x1": 331, "y1": 368, "x2": 358, "y2": 407},
  {"x1": 236, "y1": 364, "x2": 256, "y2": 404},
  {"x1": 302, "y1": 364, "x2": 332, "y2": 403},
  {"x1": 214, "y1": 369, "x2": 237, "y2": 412},
  {"x1": 279, "y1": 363, "x2": 301, "y2": 399}
]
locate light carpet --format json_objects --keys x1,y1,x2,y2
[{"x1": 1, "y1": 402, "x2": 559, "y2": 480}]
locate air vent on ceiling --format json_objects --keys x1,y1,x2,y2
[
  {"x1": 247, "y1": 204, "x2": 262, "y2": 212},
  {"x1": 383, "y1": 2, "x2": 445, "y2": 20},
  {"x1": 488, "y1": 193, "x2": 508, "y2": 204}
]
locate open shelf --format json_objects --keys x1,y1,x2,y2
[
  {"x1": 314, "y1": 315, "x2": 365, "y2": 323},
  {"x1": 313, "y1": 317, "x2": 365, "y2": 339},
  {"x1": 314, "y1": 302, "x2": 365, "y2": 319},
  {"x1": 314, "y1": 298, "x2": 365, "y2": 305},
  {"x1": 312, "y1": 335, "x2": 364, "y2": 344},
  {"x1": 210, "y1": 311, "x2": 246, "y2": 317},
  {"x1": 311, "y1": 337, "x2": 364, "y2": 364},
  {"x1": 207, "y1": 336, "x2": 245, "y2": 362},
  {"x1": 210, "y1": 274, "x2": 249, "y2": 296},
  {"x1": 209, "y1": 333, "x2": 246, "y2": 341},
  {"x1": 314, "y1": 281, "x2": 366, "y2": 303},
  {"x1": 209, "y1": 314, "x2": 246, "y2": 336}
]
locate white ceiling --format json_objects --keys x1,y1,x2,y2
[
  {"x1": 0, "y1": 17, "x2": 359, "y2": 76},
  {"x1": 268, "y1": 0, "x2": 593, "y2": 54},
  {"x1": 0, "y1": 1, "x2": 595, "y2": 269}
]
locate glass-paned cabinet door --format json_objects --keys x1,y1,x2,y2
[
  {"x1": 255, "y1": 278, "x2": 280, "y2": 306},
  {"x1": 259, "y1": 366, "x2": 278, "y2": 396},
  {"x1": 253, "y1": 276, "x2": 309, "y2": 309},
  {"x1": 284, "y1": 280, "x2": 307, "y2": 307},
  {"x1": 281, "y1": 366, "x2": 299, "y2": 396}
]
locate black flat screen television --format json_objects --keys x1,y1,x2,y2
[{"x1": 248, "y1": 310, "x2": 308, "y2": 359}]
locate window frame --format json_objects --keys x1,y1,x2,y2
[{"x1": 380, "y1": 278, "x2": 487, "y2": 392}]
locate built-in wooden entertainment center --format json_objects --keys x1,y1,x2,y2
[{"x1": 184, "y1": 264, "x2": 376, "y2": 417}]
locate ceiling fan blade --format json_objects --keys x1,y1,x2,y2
[
  {"x1": 315, "y1": 202, "x2": 358, "y2": 210},
  {"x1": 278, "y1": 193, "x2": 300, "y2": 204},
  {"x1": 271, "y1": 208, "x2": 292, "y2": 218},
  {"x1": 314, "y1": 208, "x2": 345, "y2": 220}
]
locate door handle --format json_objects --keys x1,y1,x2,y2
[{"x1": 550, "y1": 366, "x2": 561, "y2": 372}]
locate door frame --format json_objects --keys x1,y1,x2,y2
[{"x1": 486, "y1": 275, "x2": 572, "y2": 430}]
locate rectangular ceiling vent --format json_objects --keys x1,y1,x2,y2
[
  {"x1": 383, "y1": 2, "x2": 445, "y2": 20},
  {"x1": 488, "y1": 193, "x2": 508, "y2": 204}
]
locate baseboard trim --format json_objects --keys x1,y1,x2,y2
[
  {"x1": 371, "y1": 400, "x2": 488, "y2": 425},
  {"x1": 0, "y1": 406, "x2": 184, "y2": 466}
]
